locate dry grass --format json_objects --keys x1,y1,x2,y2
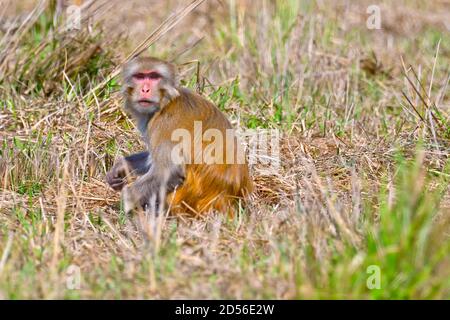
[{"x1": 0, "y1": 0, "x2": 449, "y2": 299}]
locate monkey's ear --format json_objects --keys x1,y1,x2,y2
[
  {"x1": 121, "y1": 84, "x2": 133, "y2": 96},
  {"x1": 161, "y1": 83, "x2": 180, "y2": 101}
]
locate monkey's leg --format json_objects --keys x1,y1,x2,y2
[
  {"x1": 124, "y1": 151, "x2": 151, "y2": 175},
  {"x1": 106, "y1": 151, "x2": 151, "y2": 191}
]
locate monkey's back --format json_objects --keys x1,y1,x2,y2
[{"x1": 148, "y1": 88, "x2": 253, "y2": 216}]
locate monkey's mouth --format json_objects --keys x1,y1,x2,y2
[{"x1": 138, "y1": 99, "x2": 157, "y2": 107}]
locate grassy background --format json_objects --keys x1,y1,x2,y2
[{"x1": 0, "y1": 0, "x2": 449, "y2": 299}]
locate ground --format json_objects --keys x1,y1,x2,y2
[{"x1": 0, "y1": 0, "x2": 449, "y2": 299}]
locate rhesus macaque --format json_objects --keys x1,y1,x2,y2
[{"x1": 106, "y1": 56, "x2": 253, "y2": 216}]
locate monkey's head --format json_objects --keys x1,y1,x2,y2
[{"x1": 122, "y1": 56, "x2": 179, "y2": 115}]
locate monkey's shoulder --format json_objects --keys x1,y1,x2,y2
[
  {"x1": 148, "y1": 88, "x2": 232, "y2": 136},
  {"x1": 161, "y1": 88, "x2": 226, "y2": 119},
  {"x1": 175, "y1": 87, "x2": 215, "y2": 111}
]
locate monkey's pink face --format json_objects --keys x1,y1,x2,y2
[{"x1": 132, "y1": 70, "x2": 162, "y2": 108}]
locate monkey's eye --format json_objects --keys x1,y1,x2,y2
[
  {"x1": 133, "y1": 73, "x2": 146, "y2": 81},
  {"x1": 148, "y1": 72, "x2": 161, "y2": 79},
  {"x1": 132, "y1": 72, "x2": 161, "y2": 81}
]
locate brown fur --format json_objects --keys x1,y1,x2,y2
[{"x1": 147, "y1": 88, "x2": 253, "y2": 216}]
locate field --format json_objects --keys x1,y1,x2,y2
[{"x1": 0, "y1": 0, "x2": 449, "y2": 299}]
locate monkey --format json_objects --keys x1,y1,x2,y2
[{"x1": 106, "y1": 56, "x2": 253, "y2": 216}]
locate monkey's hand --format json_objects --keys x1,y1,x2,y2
[
  {"x1": 122, "y1": 177, "x2": 166, "y2": 215},
  {"x1": 122, "y1": 164, "x2": 185, "y2": 214},
  {"x1": 106, "y1": 157, "x2": 129, "y2": 191}
]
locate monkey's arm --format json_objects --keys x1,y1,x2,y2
[
  {"x1": 122, "y1": 145, "x2": 184, "y2": 214},
  {"x1": 106, "y1": 151, "x2": 151, "y2": 191}
]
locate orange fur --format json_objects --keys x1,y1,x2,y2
[{"x1": 147, "y1": 89, "x2": 253, "y2": 216}]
